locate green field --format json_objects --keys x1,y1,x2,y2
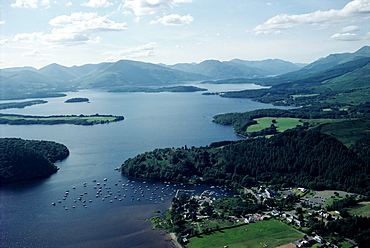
[
  {"x1": 348, "y1": 202, "x2": 370, "y2": 217},
  {"x1": 247, "y1": 117, "x2": 302, "y2": 133},
  {"x1": 313, "y1": 117, "x2": 370, "y2": 147},
  {"x1": 186, "y1": 219, "x2": 303, "y2": 248}
]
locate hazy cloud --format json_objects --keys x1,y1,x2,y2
[
  {"x1": 11, "y1": 0, "x2": 50, "y2": 9},
  {"x1": 119, "y1": 0, "x2": 192, "y2": 16},
  {"x1": 330, "y1": 33, "x2": 360, "y2": 41},
  {"x1": 22, "y1": 49, "x2": 42, "y2": 57},
  {"x1": 106, "y1": 42, "x2": 156, "y2": 60},
  {"x1": 81, "y1": 0, "x2": 113, "y2": 8},
  {"x1": 252, "y1": 0, "x2": 370, "y2": 35},
  {"x1": 14, "y1": 12, "x2": 127, "y2": 45},
  {"x1": 341, "y1": 25, "x2": 360, "y2": 32},
  {"x1": 150, "y1": 14, "x2": 193, "y2": 25},
  {"x1": 0, "y1": 39, "x2": 9, "y2": 46},
  {"x1": 119, "y1": 42, "x2": 156, "y2": 57}
]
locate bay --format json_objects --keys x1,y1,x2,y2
[{"x1": 0, "y1": 84, "x2": 290, "y2": 248}]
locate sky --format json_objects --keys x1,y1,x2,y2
[{"x1": 0, "y1": 0, "x2": 369, "y2": 69}]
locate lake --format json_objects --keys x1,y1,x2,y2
[{"x1": 0, "y1": 84, "x2": 291, "y2": 248}]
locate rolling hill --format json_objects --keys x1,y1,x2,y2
[{"x1": 0, "y1": 46, "x2": 368, "y2": 100}]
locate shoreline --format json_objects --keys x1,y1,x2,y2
[{"x1": 169, "y1": 233, "x2": 183, "y2": 248}]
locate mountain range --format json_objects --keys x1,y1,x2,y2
[{"x1": 0, "y1": 46, "x2": 368, "y2": 100}]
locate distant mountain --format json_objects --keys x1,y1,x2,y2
[
  {"x1": 301, "y1": 46, "x2": 370, "y2": 73},
  {"x1": 168, "y1": 59, "x2": 265, "y2": 79},
  {"x1": 0, "y1": 46, "x2": 368, "y2": 100},
  {"x1": 209, "y1": 46, "x2": 369, "y2": 87},
  {"x1": 220, "y1": 47, "x2": 370, "y2": 107},
  {"x1": 229, "y1": 58, "x2": 302, "y2": 76},
  {"x1": 168, "y1": 58, "x2": 301, "y2": 79},
  {"x1": 0, "y1": 66, "x2": 37, "y2": 74},
  {"x1": 72, "y1": 60, "x2": 208, "y2": 88},
  {"x1": 38, "y1": 63, "x2": 81, "y2": 82}
]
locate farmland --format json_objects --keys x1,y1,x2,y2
[{"x1": 186, "y1": 219, "x2": 303, "y2": 248}]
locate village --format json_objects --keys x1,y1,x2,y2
[{"x1": 167, "y1": 185, "x2": 363, "y2": 248}]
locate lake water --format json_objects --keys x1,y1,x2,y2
[{"x1": 0, "y1": 84, "x2": 290, "y2": 248}]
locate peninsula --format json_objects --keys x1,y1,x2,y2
[
  {"x1": 0, "y1": 113, "x2": 124, "y2": 125},
  {"x1": 0, "y1": 138, "x2": 69, "y2": 184}
]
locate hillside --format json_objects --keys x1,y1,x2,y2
[
  {"x1": 0, "y1": 138, "x2": 69, "y2": 184},
  {"x1": 219, "y1": 50, "x2": 370, "y2": 107},
  {"x1": 121, "y1": 130, "x2": 370, "y2": 194},
  {"x1": 168, "y1": 58, "x2": 301, "y2": 79},
  {"x1": 0, "y1": 46, "x2": 367, "y2": 100}
]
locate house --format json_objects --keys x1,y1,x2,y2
[
  {"x1": 313, "y1": 235, "x2": 324, "y2": 243},
  {"x1": 297, "y1": 187, "x2": 307, "y2": 193},
  {"x1": 265, "y1": 189, "x2": 279, "y2": 198}
]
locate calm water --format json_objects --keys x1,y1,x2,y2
[{"x1": 0, "y1": 84, "x2": 289, "y2": 248}]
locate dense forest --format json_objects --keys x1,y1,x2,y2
[
  {"x1": 0, "y1": 138, "x2": 69, "y2": 183},
  {"x1": 121, "y1": 130, "x2": 370, "y2": 195}
]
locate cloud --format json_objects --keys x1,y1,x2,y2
[
  {"x1": 11, "y1": 0, "x2": 50, "y2": 8},
  {"x1": 106, "y1": 42, "x2": 156, "y2": 60},
  {"x1": 341, "y1": 25, "x2": 360, "y2": 32},
  {"x1": 119, "y1": 42, "x2": 156, "y2": 57},
  {"x1": 0, "y1": 21, "x2": 5, "y2": 25},
  {"x1": 22, "y1": 49, "x2": 42, "y2": 57},
  {"x1": 330, "y1": 33, "x2": 361, "y2": 41},
  {"x1": 150, "y1": 14, "x2": 193, "y2": 25},
  {"x1": 251, "y1": 0, "x2": 370, "y2": 35},
  {"x1": 81, "y1": 0, "x2": 113, "y2": 8},
  {"x1": 119, "y1": 0, "x2": 192, "y2": 16},
  {"x1": 0, "y1": 39, "x2": 9, "y2": 46},
  {"x1": 14, "y1": 12, "x2": 127, "y2": 45}
]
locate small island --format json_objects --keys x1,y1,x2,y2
[
  {"x1": 0, "y1": 113, "x2": 124, "y2": 125},
  {"x1": 64, "y1": 97, "x2": 90, "y2": 103},
  {"x1": 0, "y1": 138, "x2": 70, "y2": 184}
]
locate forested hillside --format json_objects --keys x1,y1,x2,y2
[
  {"x1": 0, "y1": 138, "x2": 69, "y2": 183},
  {"x1": 121, "y1": 130, "x2": 370, "y2": 194}
]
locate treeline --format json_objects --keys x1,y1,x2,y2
[
  {"x1": 0, "y1": 138, "x2": 69, "y2": 183},
  {"x1": 0, "y1": 100, "x2": 47, "y2": 110},
  {"x1": 121, "y1": 130, "x2": 370, "y2": 194},
  {"x1": 212, "y1": 105, "x2": 370, "y2": 136}
]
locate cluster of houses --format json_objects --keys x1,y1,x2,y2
[{"x1": 294, "y1": 235, "x2": 325, "y2": 247}]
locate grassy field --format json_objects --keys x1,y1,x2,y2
[
  {"x1": 247, "y1": 117, "x2": 302, "y2": 133},
  {"x1": 348, "y1": 202, "x2": 370, "y2": 217},
  {"x1": 312, "y1": 117, "x2": 370, "y2": 147},
  {"x1": 186, "y1": 219, "x2": 303, "y2": 248}
]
